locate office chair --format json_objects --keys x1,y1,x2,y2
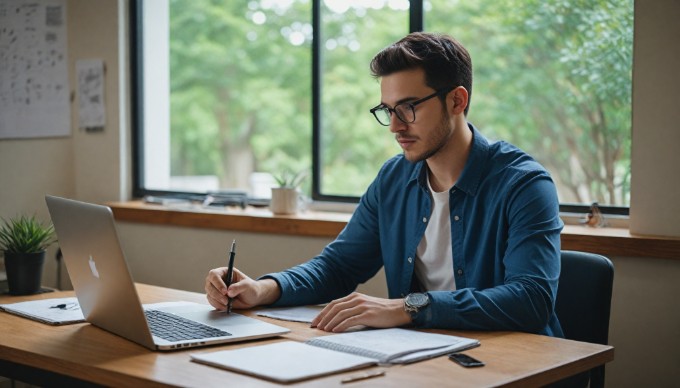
[{"x1": 554, "y1": 250, "x2": 615, "y2": 388}]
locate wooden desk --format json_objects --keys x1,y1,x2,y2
[{"x1": 0, "y1": 284, "x2": 614, "y2": 387}]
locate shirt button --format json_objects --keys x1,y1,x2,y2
[
  {"x1": 422, "y1": 217, "x2": 427, "y2": 223},
  {"x1": 457, "y1": 269, "x2": 463, "y2": 275},
  {"x1": 408, "y1": 257, "x2": 413, "y2": 264},
  {"x1": 454, "y1": 215, "x2": 460, "y2": 221}
]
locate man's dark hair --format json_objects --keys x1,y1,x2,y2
[{"x1": 370, "y1": 32, "x2": 473, "y2": 116}]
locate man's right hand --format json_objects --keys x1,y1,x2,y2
[{"x1": 204, "y1": 267, "x2": 280, "y2": 311}]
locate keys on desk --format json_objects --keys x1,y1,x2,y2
[{"x1": 145, "y1": 309, "x2": 232, "y2": 341}]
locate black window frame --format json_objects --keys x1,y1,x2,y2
[{"x1": 130, "y1": 0, "x2": 629, "y2": 216}]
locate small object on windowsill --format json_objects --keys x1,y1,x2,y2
[
  {"x1": 202, "y1": 193, "x2": 247, "y2": 209},
  {"x1": 246, "y1": 197, "x2": 271, "y2": 208},
  {"x1": 580, "y1": 202, "x2": 607, "y2": 228},
  {"x1": 143, "y1": 195, "x2": 191, "y2": 206}
]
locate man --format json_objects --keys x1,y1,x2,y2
[{"x1": 205, "y1": 32, "x2": 564, "y2": 336}]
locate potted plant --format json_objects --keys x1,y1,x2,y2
[
  {"x1": 0, "y1": 215, "x2": 56, "y2": 295},
  {"x1": 270, "y1": 170, "x2": 307, "y2": 215}
]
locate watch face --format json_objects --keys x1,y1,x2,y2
[{"x1": 407, "y1": 293, "x2": 429, "y2": 308}]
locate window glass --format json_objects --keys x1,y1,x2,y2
[
  {"x1": 318, "y1": 1, "x2": 408, "y2": 196},
  {"x1": 140, "y1": 0, "x2": 312, "y2": 198},
  {"x1": 425, "y1": 0, "x2": 634, "y2": 207},
  {"x1": 135, "y1": 0, "x2": 633, "y2": 210}
]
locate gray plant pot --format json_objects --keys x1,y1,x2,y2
[{"x1": 4, "y1": 250, "x2": 45, "y2": 295}]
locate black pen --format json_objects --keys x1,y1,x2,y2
[
  {"x1": 225, "y1": 239, "x2": 236, "y2": 314},
  {"x1": 50, "y1": 303, "x2": 78, "y2": 310}
]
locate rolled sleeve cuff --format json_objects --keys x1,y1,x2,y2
[{"x1": 411, "y1": 292, "x2": 436, "y2": 327}]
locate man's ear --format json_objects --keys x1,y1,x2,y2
[{"x1": 449, "y1": 86, "x2": 468, "y2": 116}]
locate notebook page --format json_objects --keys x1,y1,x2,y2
[{"x1": 305, "y1": 328, "x2": 479, "y2": 364}]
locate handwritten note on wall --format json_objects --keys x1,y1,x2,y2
[
  {"x1": 0, "y1": 0, "x2": 70, "y2": 139},
  {"x1": 76, "y1": 59, "x2": 105, "y2": 129}
]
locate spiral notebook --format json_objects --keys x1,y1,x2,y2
[{"x1": 191, "y1": 328, "x2": 479, "y2": 383}]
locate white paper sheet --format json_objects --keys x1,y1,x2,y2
[
  {"x1": 0, "y1": 0, "x2": 70, "y2": 139},
  {"x1": 255, "y1": 305, "x2": 322, "y2": 323},
  {"x1": 0, "y1": 297, "x2": 84, "y2": 325},
  {"x1": 76, "y1": 59, "x2": 105, "y2": 128}
]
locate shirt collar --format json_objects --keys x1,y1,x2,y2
[
  {"x1": 409, "y1": 122, "x2": 490, "y2": 196},
  {"x1": 455, "y1": 123, "x2": 489, "y2": 196}
]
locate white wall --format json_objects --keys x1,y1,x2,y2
[
  {"x1": 0, "y1": 139, "x2": 74, "y2": 287},
  {"x1": 607, "y1": 255, "x2": 680, "y2": 387},
  {"x1": 115, "y1": 222, "x2": 387, "y2": 297},
  {"x1": 0, "y1": 1, "x2": 679, "y2": 387},
  {"x1": 67, "y1": 0, "x2": 128, "y2": 203},
  {"x1": 630, "y1": 0, "x2": 680, "y2": 237},
  {"x1": 0, "y1": 0, "x2": 128, "y2": 286}
]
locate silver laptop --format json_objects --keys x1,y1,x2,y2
[{"x1": 45, "y1": 195, "x2": 289, "y2": 351}]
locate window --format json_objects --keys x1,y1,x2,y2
[
  {"x1": 133, "y1": 0, "x2": 312, "y2": 198},
  {"x1": 132, "y1": 0, "x2": 633, "y2": 213},
  {"x1": 425, "y1": 0, "x2": 633, "y2": 212},
  {"x1": 314, "y1": 1, "x2": 408, "y2": 200}
]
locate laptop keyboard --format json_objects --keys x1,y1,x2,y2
[{"x1": 145, "y1": 309, "x2": 232, "y2": 341}]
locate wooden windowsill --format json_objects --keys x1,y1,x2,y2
[{"x1": 109, "y1": 201, "x2": 680, "y2": 260}]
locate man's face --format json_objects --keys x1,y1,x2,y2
[{"x1": 379, "y1": 68, "x2": 452, "y2": 163}]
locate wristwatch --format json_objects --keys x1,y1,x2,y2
[{"x1": 404, "y1": 292, "x2": 430, "y2": 320}]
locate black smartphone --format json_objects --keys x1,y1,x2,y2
[{"x1": 449, "y1": 353, "x2": 485, "y2": 367}]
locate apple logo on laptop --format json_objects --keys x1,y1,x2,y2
[{"x1": 88, "y1": 255, "x2": 100, "y2": 278}]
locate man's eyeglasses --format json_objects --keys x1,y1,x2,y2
[{"x1": 369, "y1": 86, "x2": 455, "y2": 126}]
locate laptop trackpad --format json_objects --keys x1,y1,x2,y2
[
  {"x1": 149, "y1": 301, "x2": 268, "y2": 329},
  {"x1": 182, "y1": 310, "x2": 259, "y2": 328}
]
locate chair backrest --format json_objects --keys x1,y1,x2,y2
[{"x1": 555, "y1": 250, "x2": 614, "y2": 388}]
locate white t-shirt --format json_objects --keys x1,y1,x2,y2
[{"x1": 415, "y1": 176, "x2": 456, "y2": 291}]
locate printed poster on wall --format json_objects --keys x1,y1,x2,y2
[{"x1": 0, "y1": 0, "x2": 70, "y2": 139}]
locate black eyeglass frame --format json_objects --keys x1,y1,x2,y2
[{"x1": 369, "y1": 86, "x2": 456, "y2": 126}]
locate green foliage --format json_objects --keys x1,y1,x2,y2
[
  {"x1": 318, "y1": 4, "x2": 407, "y2": 195},
  {"x1": 272, "y1": 169, "x2": 307, "y2": 189},
  {"x1": 168, "y1": 0, "x2": 311, "y2": 189},
  {"x1": 0, "y1": 215, "x2": 56, "y2": 254},
  {"x1": 427, "y1": 0, "x2": 633, "y2": 205}
]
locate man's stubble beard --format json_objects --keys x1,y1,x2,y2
[{"x1": 405, "y1": 110, "x2": 453, "y2": 163}]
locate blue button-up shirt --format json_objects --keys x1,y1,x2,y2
[{"x1": 266, "y1": 124, "x2": 564, "y2": 336}]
